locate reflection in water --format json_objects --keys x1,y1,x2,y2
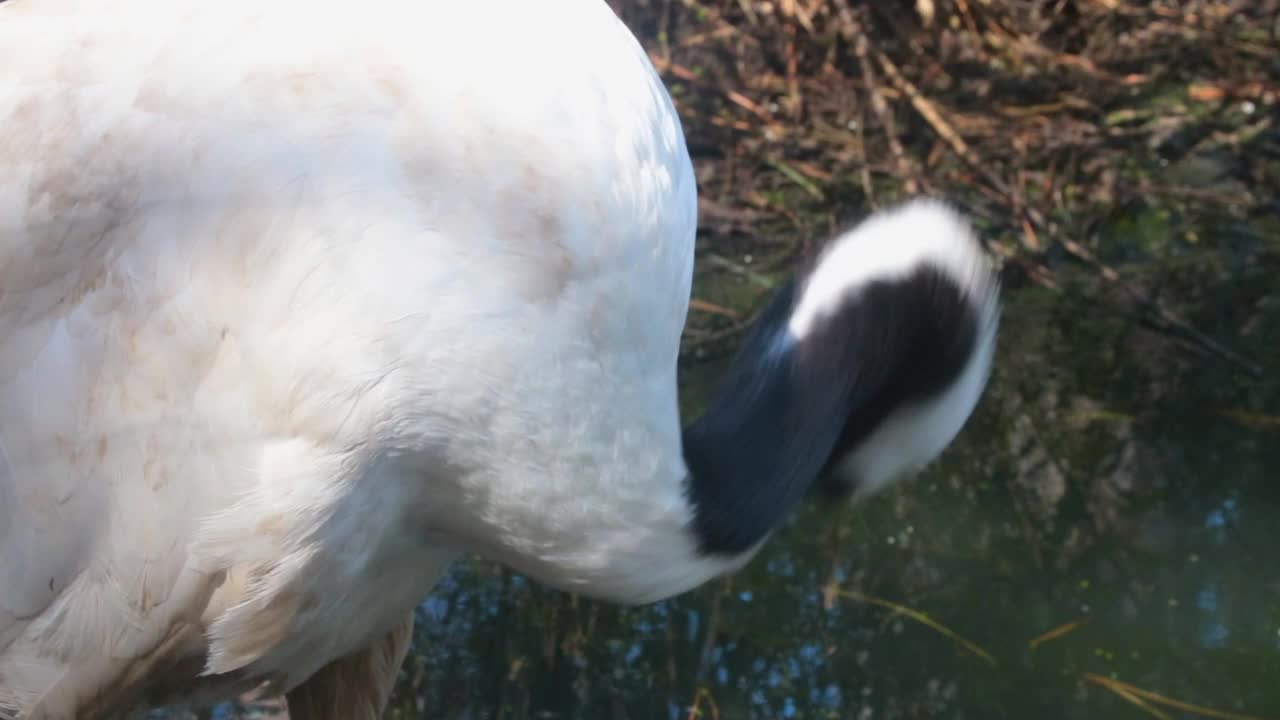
[{"x1": 366, "y1": 199, "x2": 1279, "y2": 719}]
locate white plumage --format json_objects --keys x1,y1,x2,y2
[{"x1": 0, "y1": 0, "x2": 999, "y2": 717}]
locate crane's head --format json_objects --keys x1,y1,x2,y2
[{"x1": 684, "y1": 198, "x2": 1000, "y2": 555}]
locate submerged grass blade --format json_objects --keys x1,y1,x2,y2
[
  {"x1": 1216, "y1": 408, "x2": 1280, "y2": 431},
  {"x1": 835, "y1": 588, "x2": 996, "y2": 666},
  {"x1": 686, "y1": 686, "x2": 721, "y2": 720},
  {"x1": 1082, "y1": 673, "x2": 1278, "y2": 720},
  {"x1": 688, "y1": 298, "x2": 742, "y2": 319},
  {"x1": 765, "y1": 157, "x2": 826, "y2": 200},
  {"x1": 1094, "y1": 681, "x2": 1176, "y2": 720},
  {"x1": 704, "y1": 253, "x2": 778, "y2": 289},
  {"x1": 1028, "y1": 618, "x2": 1090, "y2": 650}
]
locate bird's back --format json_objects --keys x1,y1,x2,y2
[{"x1": 0, "y1": 0, "x2": 697, "y2": 714}]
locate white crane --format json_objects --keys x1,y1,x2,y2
[{"x1": 0, "y1": 0, "x2": 999, "y2": 717}]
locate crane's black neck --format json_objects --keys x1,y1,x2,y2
[{"x1": 681, "y1": 265, "x2": 983, "y2": 556}]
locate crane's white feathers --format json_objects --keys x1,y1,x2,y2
[{"x1": 1, "y1": 0, "x2": 707, "y2": 714}]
